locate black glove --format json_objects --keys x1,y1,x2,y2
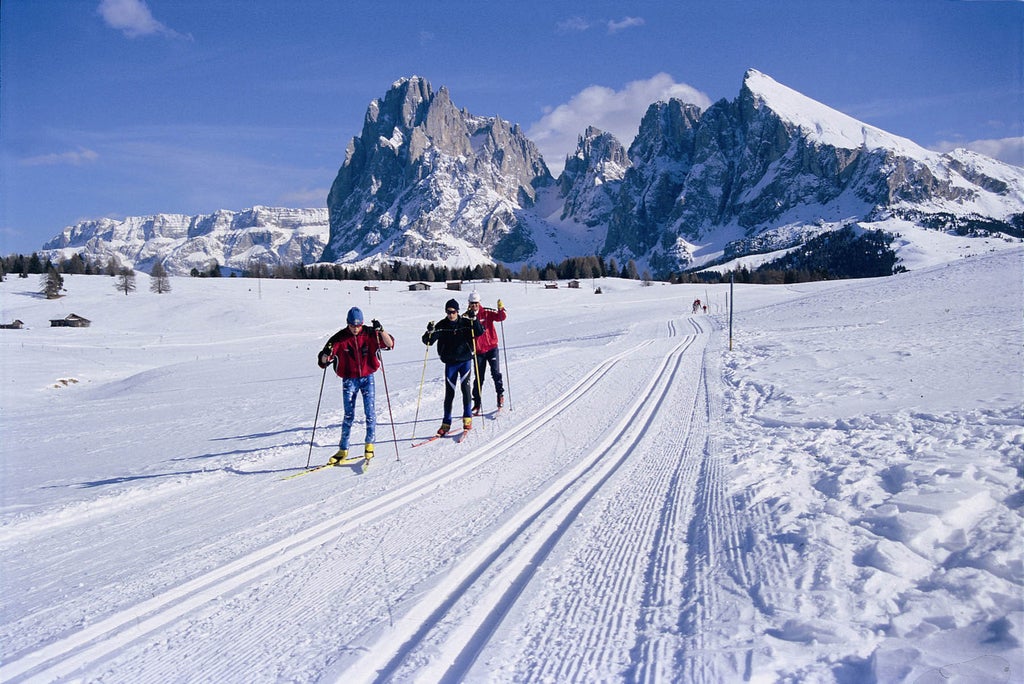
[
  {"x1": 317, "y1": 350, "x2": 332, "y2": 368},
  {"x1": 371, "y1": 319, "x2": 383, "y2": 332},
  {"x1": 465, "y1": 308, "x2": 476, "y2": 319},
  {"x1": 426, "y1": 321, "x2": 434, "y2": 332}
]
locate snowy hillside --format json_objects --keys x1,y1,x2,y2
[{"x1": 1, "y1": 248, "x2": 1021, "y2": 682}]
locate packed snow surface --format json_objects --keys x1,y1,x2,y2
[{"x1": 1, "y1": 249, "x2": 1022, "y2": 682}]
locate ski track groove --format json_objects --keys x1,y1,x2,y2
[
  {"x1": 0, "y1": 338, "x2": 656, "y2": 682},
  {"x1": 518, "y1": 318, "x2": 707, "y2": 683},
  {"x1": 337, "y1": 319, "x2": 711, "y2": 682},
  {"x1": 626, "y1": 318, "x2": 709, "y2": 684},
  {"x1": 674, "y1": 317, "x2": 776, "y2": 682},
  {"x1": 6, "y1": 314, "x2": 761, "y2": 684}
]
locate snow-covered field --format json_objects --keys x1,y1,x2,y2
[{"x1": 1, "y1": 249, "x2": 1021, "y2": 683}]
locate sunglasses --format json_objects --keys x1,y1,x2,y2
[{"x1": 446, "y1": 309, "x2": 458, "y2": 314}]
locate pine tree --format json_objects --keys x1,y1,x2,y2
[
  {"x1": 150, "y1": 262, "x2": 171, "y2": 294},
  {"x1": 116, "y1": 267, "x2": 136, "y2": 295},
  {"x1": 41, "y1": 266, "x2": 64, "y2": 299}
]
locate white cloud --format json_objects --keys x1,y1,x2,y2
[
  {"x1": 527, "y1": 74, "x2": 712, "y2": 176},
  {"x1": 557, "y1": 15, "x2": 645, "y2": 34},
  {"x1": 557, "y1": 16, "x2": 593, "y2": 32},
  {"x1": 607, "y1": 16, "x2": 645, "y2": 34},
  {"x1": 21, "y1": 147, "x2": 99, "y2": 167},
  {"x1": 97, "y1": 0, "x2": 187, "y2": 39},
  {"x1": 931, "y1": 136, "x2": 1024, "y2": 168}
]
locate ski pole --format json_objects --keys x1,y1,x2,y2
[
  {"x1": 411, "y1": 343, "x2": 430, "y2": 440},
  {"x1": 375, "y1": 331, "x2": 401, "y2": 464},
  {"x1": 499, "y1": 318, "x2": 511, "y2": 411},
  {"x1": 306, "y1": 364, "x2": 328, "y2": 468},
  {"x1": 470, "y1": 316, "x2": 484, "y2": 426}
]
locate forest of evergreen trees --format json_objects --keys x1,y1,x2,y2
[
  {"x1": 1, "y1": 229, "x2": 906, "y2": 288},
  {"x1": 0, "y1": 253, "x2": 648, "y2": 284}
]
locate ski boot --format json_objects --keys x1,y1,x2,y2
[
  {"x1": 437, "y1": 422, "x2": 451, "y2": 437},
  {"x1": 328, "y1": 449, "x2": 348, "y2": 466}
]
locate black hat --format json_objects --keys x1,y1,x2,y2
[{"x1": 445, "y1": 298, "x2": 459, "y2": 311}]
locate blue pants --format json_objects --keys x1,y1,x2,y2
[
  {"x1": 341, "y1": 375, "x2": 376, "y2": 450},
  {"x1": 443, "y1": 359, "x2": 473, "y2": 423}
]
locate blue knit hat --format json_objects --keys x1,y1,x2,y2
[{"x1": 347, "y1": 307, "x2": 364, "y2": 325}]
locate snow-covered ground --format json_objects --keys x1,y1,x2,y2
[{"x1": 1, "y1": 249, "x2": 1021, "y2": 683}]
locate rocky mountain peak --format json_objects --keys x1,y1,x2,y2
[
  {"x1": 557, "y1": 127, "x2": 629, "y2": 228},
  {"x1": 323, "y1": 75, "x2": 552, "y2": 265},
  {"x1": 41, "y1": 71, "x2": 1023, "y2": 280}
]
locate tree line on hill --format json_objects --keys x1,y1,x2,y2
[{"x1": 2, "y1": 228, "x2": 906, "y2": 291}]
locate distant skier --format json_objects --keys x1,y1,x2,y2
[
  {"x1": 465, "y1": 291, "x2": 507, "y2": 414},
  {"x1": 422, "y1": 298, "x2": 483, "y2": 436},
  {"x1": 692, "y1": 298, "x2": 701, "y2": 314},
  {"x1": 317, "y1": 306, "x2": 395, "y2": 465}
]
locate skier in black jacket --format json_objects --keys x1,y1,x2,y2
[{"x1": 422, "y1": 298, "x2": 484, "y2": 436}]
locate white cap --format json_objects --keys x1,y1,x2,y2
[{"x1": 468, "y1": 291, "x2": 481, "y2": 303}]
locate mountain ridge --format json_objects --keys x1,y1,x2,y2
[{"x1": 40, "y1": 70, "x2": 1023, "y2": 277}]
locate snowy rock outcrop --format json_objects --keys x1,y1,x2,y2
[
  {"x1": 42, "y1": 207, "x2": 328, "y2": 276},
  {"x1": 557, "y1": 126, "x2": 629, "y2": 228},
  {"x1": 323, "y1": 76, "x2": 553, "y2": 267},
  {"x1": 40, "y1": 70, "x2": 1023, "y2": 278},
  {"x1": 603, "y1": 69, "x2": 1024, "y2": 272}
]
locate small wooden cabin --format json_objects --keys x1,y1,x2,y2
[
  {"x1": 408, "y1": 282, "x2": 431, "y2": 291},
  {"x1": 0, "y1": 319, "x2": 24, "y2": 329},
  {"x1": 50, "y1": 314, "x2": 91, "y2": 328},
  {"x1": 446, "y1": 281, "x2": 462, "y2": 291}
]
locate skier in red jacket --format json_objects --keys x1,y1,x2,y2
[
  {"x1": 465, "y1": 291, "x2": 506, "y2": 414},
  {"x1": 317, "y1": 307, "x2": 394, "y2": 465}
]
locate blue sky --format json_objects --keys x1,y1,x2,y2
[{"x1": 1, "y1": 0, "x2": 1021, "y2": 255}]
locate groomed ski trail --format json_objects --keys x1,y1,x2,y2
[
  {"x1": 333, "y1": 317, "x2": 740, "y2": 682},
  {"x1": 0, "y1": 332, "x2": 661, "y2": 682}
]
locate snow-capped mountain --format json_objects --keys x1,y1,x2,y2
[
  {"x1": 599, "y1": 69, "x2": 1024, "y2": 273},
  {"x1": 325, "y1": 70, "x2": 1022, "y2": 276},
  {"x1": 322, "y1": 76, "x2": 553, "y2": 268},
  {"x1": 42, "y1": 207, "x2": 328, "y2": 276},
  {"x1": 41, "y1": 70, "x2": 1023, "y2": 278}
]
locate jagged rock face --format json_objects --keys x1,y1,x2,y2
[
  {"x1": 597, "y1": 69, "x2": 1024, "y2": 274},
  {"x1": 558, "y1": 126, "x2": 629, "y2": 227},
  {"x1": 601, "y1": 100, "x2": 702, "y2": 265},
  {"x1": 40, "y1": 71, "x2": 1023, "y2": 279},
  {"x1": 323, "y1": 76, "x2": 553, "y2": 266},
  {"x1": 41, "y1": 207, "x2": 329, "y2": 275}
]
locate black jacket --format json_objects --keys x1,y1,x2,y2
[{"x1": 423, "y1": 315, "x2": 483, "y2": 364}]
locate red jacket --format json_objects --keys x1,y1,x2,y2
[
  {"x1": 321, "y1": 328, "x2": 392, "y2": 379},
  {"x1": 473, "y1": 307, "x2": 506, "y2": 354}
]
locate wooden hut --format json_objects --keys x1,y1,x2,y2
[{"x1": 50, "y1": 314, "x2": 91, "y2": 328}]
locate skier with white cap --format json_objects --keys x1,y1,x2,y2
[{"x1": 465, "y1": 291, "x2": 507, "y2": 414}]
